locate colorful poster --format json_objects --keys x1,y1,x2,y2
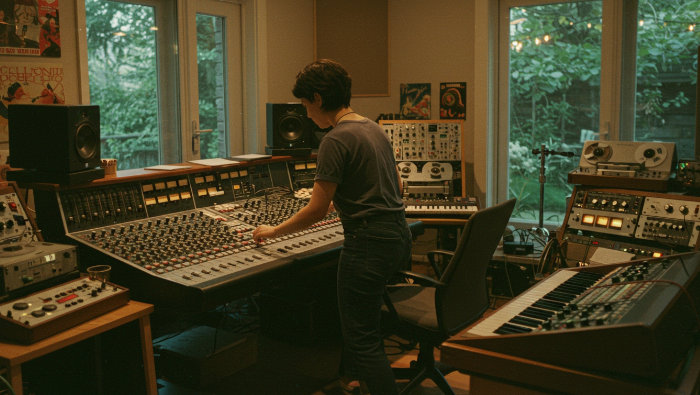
[
  {"x1": 399, "y1": 83, "x2": 431, "y2": 120},
  {"x1": 439, "y1": 82, "x2": 466, "y2": 120},
  {"x1": 0, "y1": 63, "x2": 65, "y2": 143},
  {"x1": 0, "y1": 0, "x2": 61, "y2": 57}
]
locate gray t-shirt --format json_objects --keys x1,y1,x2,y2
[{"x1": 314, "y1": 118, "x2": 404, "y2": 220}]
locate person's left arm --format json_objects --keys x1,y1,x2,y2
[{"x1": 252, "y1": 180, "x2": 337, "y2": 242}]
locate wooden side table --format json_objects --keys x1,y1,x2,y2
[{"x1": 0, "y1": 300, "x2": 156, "y2": 395}]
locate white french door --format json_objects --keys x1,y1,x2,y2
[{"x1": 181, "y1": 0, "x2": 243, "y2": 160}]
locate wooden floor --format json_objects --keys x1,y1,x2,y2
[
  {"x1": 157, "y1": 332, "x2": 472, "y2": 395},
  {"x1": 155, "y1": 300, "x2": 508, "y2": 395},
  {"x1": 155, "y1": 256, "x2": 506, "y2": 394}
]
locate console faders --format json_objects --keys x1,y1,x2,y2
[{"x1": 68, "y1": 194, "x2": 343, "y2": 288}]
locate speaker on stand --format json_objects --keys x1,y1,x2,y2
[
  {"x1": 8, "y1": 104, "x2": 104, "y2": 185},
  {"x1": 266, "y1": 103, "x2": 314, "y2": 156}
]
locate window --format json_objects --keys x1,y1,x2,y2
[
  {"x1": 498, "y1": 0, "x2": 700, "y2": 225},
  {"x1": 186, "y1": 2, "x2": 243, "y2": 160},
  {"x1": 85, "y1": 0, "x2": 179, "y2": 169},
  {"x1": 83, "y1": 0, "x2": 245, "y2": 169},
  {"x1": 631, "y1": 0, "x2": 700, "y2": 160}
]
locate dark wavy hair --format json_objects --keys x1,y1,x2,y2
[{"x1": 292, "y1": 59, "x2": 352, "y2": 111}]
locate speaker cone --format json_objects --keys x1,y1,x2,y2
[
  {"x1": 75, "y1": 122, "x2": 98, "y2": 160},
  {"x1": 279, "y1": 115, "x2": 304, "y2": 142}
]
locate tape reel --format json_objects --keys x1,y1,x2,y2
[
  {"x1": 582, "y1": 142, "x2": 612, "y2": 164},
  {"x1": 398, "y1": 162, "x2": 418, "y2": 176},
  {"x1": 634, "y1": 143, "x2": 668, "y2": 168},
  {"x1": 0, "y1": 243, "x2": 36, "y2": 258},
  {"x1": 424, "y1": 162, "x2": 453, "y2": 180}
]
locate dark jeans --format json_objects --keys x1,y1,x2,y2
[{"x1": 337, "y1": 211, "x2": 412, "y2": 395}]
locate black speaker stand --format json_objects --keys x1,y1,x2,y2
[
  {"x1": 7, "y1": 168, "x2": 105, "y2": 186},
  {"x1": 265, "y1": 147, "x2": 312, "y2": 157}
]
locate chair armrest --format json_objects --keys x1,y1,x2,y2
[
  {"x1": 395, "y1": 270, "x2": 446, "y2": 288},
  {"x1": 426, "y1": 250, "x2": 455, "y2": 277},
  {"x1": 383, "y1": 271, "x2": 446, "y2": 318}
]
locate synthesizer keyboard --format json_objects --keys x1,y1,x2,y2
[
  {"x1": 404, "y1": 197, "x2": 478, "y2": 218},
  {"x1": 446, "y1": 252, "x2": 700, "y2": 380}
]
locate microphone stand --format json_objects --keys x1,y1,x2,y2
[{"x1": 531, "y1": 144, "x2": 576, "y2": 236}]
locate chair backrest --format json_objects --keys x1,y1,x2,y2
[{"x1": 435, "y1": 198, "x2": 516, "y2": 336}]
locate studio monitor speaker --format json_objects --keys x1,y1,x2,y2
[
  {"x1": 9, "y1": 104, "x2": 101, "y2": 173},
  {"x1": 266, "y1": 103, "x2": 314, "y2": 150}
]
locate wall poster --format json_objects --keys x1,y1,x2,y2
[
  {"x1": 439, "y1": 82, "x2": 466, "y2": 120},
  {"x1": 399, "y1": 83, "x2": 431, "y2": 120},
  {"x1": 0, "y1": 0, "x2": 61, "y2": 57},
  {"x1": 0, "y1": 63, "x2": 65, "y2": 144}
]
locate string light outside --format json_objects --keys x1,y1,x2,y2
[{"x1": 510, "y1": 16, "x2": 697, "y2": 52}]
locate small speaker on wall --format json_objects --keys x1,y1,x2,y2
[
  {"x1": 266, "y1": 103, "x2": 314, "y2": 156},
  {"x1": 8, "y1": 104, "x2": 104, "y2": 183}
]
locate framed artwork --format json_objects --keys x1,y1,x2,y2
[
  {"x1": 0, "y1": 0, "x2": 61, "y2": 57},
  {"x1": 400, "y1": 83, "x2": 431, "y2": 120},
  {"x1": 0, "y1": 63, "x2": 65, "y2": 144},
  {"x1": 440, "y1": 82, "x2": 466, "y2": 120}
]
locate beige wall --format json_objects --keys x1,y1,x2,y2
[
  {"x1": 266, "y1": 0, "x2": 472, "y2": 121},
  {"x1": 265, "y1": 0, "x2": 482, "y2": 199}
]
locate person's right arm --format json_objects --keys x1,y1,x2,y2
[{"x1": 252, "y1": 180, "x2": 337, "y2": 242}]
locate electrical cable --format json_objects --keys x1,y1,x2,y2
[
  {"x1": 502, "y1": 254, "x2": 516, "y2": 297},
  {"x1": 0, "y1": 374, "x2": 15, "y2": 395}
]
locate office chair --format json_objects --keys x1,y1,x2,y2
[{"x1": 383, "y1": 198, "x2": 517, "y2": 394}]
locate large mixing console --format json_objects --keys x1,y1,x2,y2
[
  {"x1": 444, "y1": 252, "x2": 700, "y2": 381},
  {"x1": 27, "y1": 158, "x2": 421, "y2": 310}
]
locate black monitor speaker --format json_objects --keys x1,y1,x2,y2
[
  {"x1": 266, "y1": 103, "x2": 314, "y2": 153},
  {"x1": 9, "y1": 104, "x2": 101, "y2": 173}
]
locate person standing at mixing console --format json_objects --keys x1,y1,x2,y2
[{"x1": 252, "y1": 59, "x2": 411, "y2": 394}]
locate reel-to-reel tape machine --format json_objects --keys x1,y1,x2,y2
[
  {"x1": 569, "y1": 140, "x2": 677, "y2": 191},
  {"x1": 398, "y1": 161, "x2": 453, "y2": 182},
  {"x1": 0, "y1": 181, "x2": 78, "y2": 300}
]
